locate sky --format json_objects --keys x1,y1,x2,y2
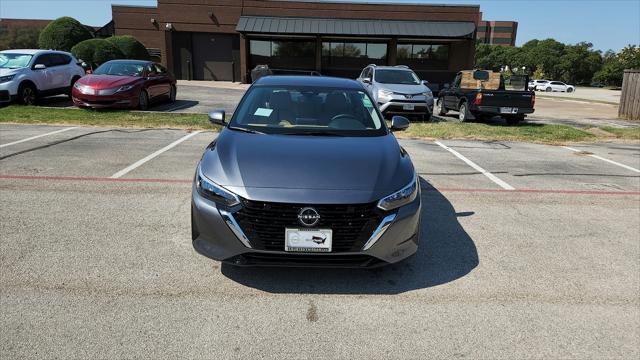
[{"x1": 0, "y1": 0, "x2": 638, "y2": 52}]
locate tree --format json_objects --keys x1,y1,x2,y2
[
  {"x1": 0, "y1": 26, "x2": 41, "y2": 50},
  {"x1": 71, "y1": 38, "x2": 124, "y2": 68},
  {"x1": 593, "y1": 45, "x2": 640, "y2": 86},
  {"x1": 475, "y1": 38, "x2": 605, "y2": 83},
  {"x1": 106, "y1": 35, "x2": 149, "y2": 60},
  {"x1": 38, "y1": 17, "x2": 93, "y2": 52}
]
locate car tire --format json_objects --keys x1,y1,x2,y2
[
  {"x1": 169, "y1": 85, "x2": 177, "y2": 103},
  {"x1": 436, "y1": 98, "x2": 447, "y2": 116},
  {"x1": 458, "y1": 102, "x2": 471, "y2": 122},
  {"x1": 68, "y1": 76, "x2": 80, "y2": 98},
  {"x1": 138, "y1": 90, "x2": 149, "y2": 110},
  {"x1": 567, "y1": 87, "x2": 573, "y2": 93},
  {"x1": 18, "y1": 82, "x2": 37, "y2": 105},
  {"x1": 545, "y1": 87, "x2": 552, "y2": 92}
]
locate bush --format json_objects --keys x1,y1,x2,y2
[
  {"x1": 38, "y1": 17, "x2": 93, "y2": 52},
  {"x1": 0, "y1": 26, "x2": 41, "y2": 51},
  {"x1": 71, "y1": 38, "x2": 124, "y2": 68},
  {"x1": 106, "y1": 35, "x2": 149, "y2": 60}
]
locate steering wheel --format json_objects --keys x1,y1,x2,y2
[{"x1": 329, "y1": 114, "x2": 366, "y2": 129}]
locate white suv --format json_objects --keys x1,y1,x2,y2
[{"x1": 0, "y1": 49, "x2": 85, "y2": 105}]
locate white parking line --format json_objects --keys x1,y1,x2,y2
[
  {"x1": 110, "y1": 131, "x2": 203, "y2": 179},
  {"x1": 434, "y1": 140, "x2": 515, "y2": 190},
  {"x1": 562, "y1": 146, "x2": 640, "y2": 173},
  {"x1": 0, "y1": 127, "x2": 78, "y2": 148}
]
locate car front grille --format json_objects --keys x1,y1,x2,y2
[{"x1": 233, "y1": 199, "x2": 384, "y2": 252}]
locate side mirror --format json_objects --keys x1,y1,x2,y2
[
  {"x1": 33, "y1": 64, "x2": 46, "y2": 70},
  {"x1": 208, "y1": 109, "x2": 226, "y2": 126},
  {"x1": 362, "y1": 77, "x2": 371, "y2": 84},
  {"x1": 390, "y1": 115, "x2": 410, "y2": 131},
  {"x1": 443, "y1": 83, "x2": 450, "y2": 89},
  {"x1": 421, "y1": 80, "x2": 429, "y2": 85}
]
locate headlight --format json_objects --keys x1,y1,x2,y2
[
  {"x1": 422, "y1": 91, "x2": 433, "y2": 97},
  {"x1": 97, "y1": 85, "x2": 134, "y2": 95},
  {"x1": 117, "y1": 85, "x2": 134, "y2": 92},
  {"x1": 0, "y1": 74, "x2": 16, "y2": 83},
  {"x1": 196, "y1": 164, "x2": 240, "y2": 207},
  {"x1": 377, "y1": 89, "x2": 394, "y2": 98},
  {"x1": 377, "y1": 174, "x2": 419, "y2": 211}
]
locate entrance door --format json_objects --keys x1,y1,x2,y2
[
  {"x1": 192, "y1": 33, "x2": 239, "y2": 81},
  {"x1": 172, "y1": 32, "x2": 193, "y2": 80}
]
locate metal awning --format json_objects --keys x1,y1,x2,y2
[{"x1": 236, "y1": 16, "x2": 475, "y2": 38}]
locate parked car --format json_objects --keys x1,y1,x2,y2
[
  {"x1": 72, "y1": 59, "x2": 176, "y2": 110},
  {"x1": 528, "y1": 79, "x2": 549, "y2": 90},
  {"x1": 536, "y1": 80, "x2": 575, "y2": 93},
  {"x1": 436, "y1": 70, "x2": 535, "y2": 125},
  {"x1": 590, "y1": 82, "x2": 606, "y2": 88},
  {"x1": 192, "y1": 75, "x2": 420, "y2": 267},
  {"x1": 0, "y1": 49, "x2": 85, "y2": 105},
  {"x1": 357, "y1": 64, "x2": 434, "y2": 121}
]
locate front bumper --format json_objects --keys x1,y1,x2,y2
[
  {"x1": 0, "y1": 80, "x2": 19, "y2": 103},
  {"x1": 191, "y1": 182, "x2": 421, "y2": 268},
  {"x1": 72, "y1": 88, "x2": 137, "y2": 109},
  {"x1": 378, "y1": 98, "x2": 434, "y2": 116}
]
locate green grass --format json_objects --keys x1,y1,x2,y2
[
  {"x1": 600, "y1": 127, "x2": 640, "y2": 140},
  {"x1": 396, "y1": 122, "x2": 597, "y2": 144},
  {"x1": 0, "y1": 105, "x2": 219, "y2": 130},
  {"x1": 2, "y1": 105, "x2": 636, "y2": 144}
]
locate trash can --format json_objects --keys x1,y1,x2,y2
[{"x1": 251, "y1": 65, "x2": 273, "y2": 83}]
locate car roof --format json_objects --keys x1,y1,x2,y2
[
  {"x1": 103, "y1": 59, "x2": 152, "y2": 65},
  {"x1": 372, "y1": 66, "x2": 412, "y2": 71},
  {"x1": 254, "y1": 75, "x2": 364, "y2": 89},
  {"x1": 0, "y1": 49, "x2": 71, "y2": 56}
]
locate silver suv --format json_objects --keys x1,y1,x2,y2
[{"x1": 357, "y1": 65, "x2": 434, "y2": 121}]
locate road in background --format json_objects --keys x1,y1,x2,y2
[{"x1": 1, "y1": 124, "x2": 638, "y2": 359}]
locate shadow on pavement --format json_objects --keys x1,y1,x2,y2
[{"x1": 221, "y1": 178, "x2": 479, "y2": 294}]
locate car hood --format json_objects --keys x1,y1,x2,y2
[
  {"x1": 76, "y1": 75, "x2": 139, "y2": 89},
  {"x1": 200, "y1": 130, "x2": 415, "y2": 204},
  {"x1": 377, "y1": 83, "x2": 428, "y2": 94}
]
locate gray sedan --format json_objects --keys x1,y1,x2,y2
[{"x1": 191, "y1": 75, "x2": 421, "y2": 268}]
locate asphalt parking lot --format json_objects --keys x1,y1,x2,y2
[{"x1": 1, "y1": 124, "x2": 639, "y2": 358}]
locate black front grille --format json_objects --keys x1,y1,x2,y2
[{"x1": 233, "y1": 199, "x2": 383, "y2": 252}]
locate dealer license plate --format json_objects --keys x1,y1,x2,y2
[
  {"x1": 500, "y1": 107, "x2": 518, "y2": 114},
  {"x1": 285, "y1": 228, "x2": 332, "y2": 252},
  {"x1": 402, "y1": 104, "x2": 415, "y2": 111}
]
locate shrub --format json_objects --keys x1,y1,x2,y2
[
  {"x1": 71, "y1": 38, "x2": 124, "y2": 68},
  {"x1": 106, "y1": 35, "x2": 150, "y2": 60},
  {"x1": 38, "y1": 17, "x2": 93, "y2": 52}
]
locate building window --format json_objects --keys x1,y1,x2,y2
[
  {"x1": 322, "y1": 42, "x2": 387, "y2": 60},
  {"x1": 396, "y1": 43, "x2": 449, "y2": 70},
  {"x1": 249, "y1": 39, "x2": 315, "y2": 71},
  {"x1": 490, "y1": 37, "x2": 513, "y2": 45}
]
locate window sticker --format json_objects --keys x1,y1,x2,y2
[{"x1": 254, "y1": 108, "x2": 273, "y2": 117}]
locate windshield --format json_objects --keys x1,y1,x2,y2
[
  {"x1": 93, "y1": 62, "x2": 145, "y2": 77},
  {"x1": 375, "y1": 69, "x2": 420, "y2": 85},
  {"x1": 0, "y1": 53, "x2": 33, "y2": 69},
  {"x1": 230, "y1": 86, "x2": 386, "y2": 136}
]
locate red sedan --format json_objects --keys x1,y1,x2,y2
[{"x1": 72, "y1": 60, "x2": 176, "y2": 110}]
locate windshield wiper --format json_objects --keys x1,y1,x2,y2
[
  {"x1": 228, "y1": 126, "x2": 265, "y2": 135},
  {"x1": 280, "y1": 131, "x2": 346, "y2": 137}
]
